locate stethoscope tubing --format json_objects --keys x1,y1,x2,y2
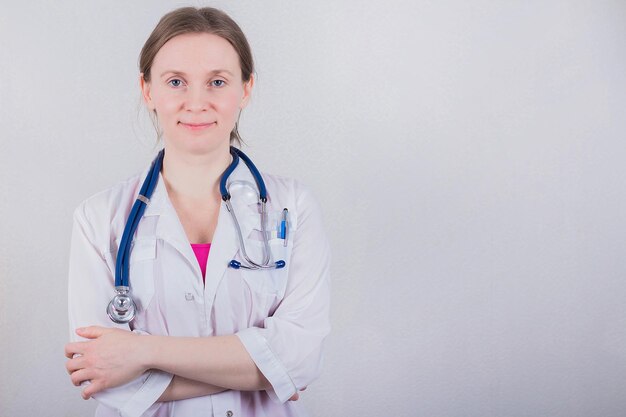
[
  {"x1": 115, "y1": 150, "x2": 163, "y2": 287},
  {"x1": 114, "y1": 147, "x2": 284, "y2": 288},
  {"x1": 110, "y1": 146, "x2": 288, "y2": 323},
  {"x1": 232, "y1": 148, "x2": 267, "y2": 201}
]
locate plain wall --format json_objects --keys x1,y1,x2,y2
[{"x1": 1, "y1": 1, "x2": 626, "y2": 416}]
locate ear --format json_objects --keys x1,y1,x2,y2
[
  {"x1": 240, "y1": 73, "x2": 255, "y2": 109},
  {"x1": 139, "y1": 73, "x2": 155, "y2": 111}
]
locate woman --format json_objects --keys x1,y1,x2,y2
[{"x1": 64, "y1": 7, "x2": 331, "y2": 417}]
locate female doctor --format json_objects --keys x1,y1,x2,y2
[{"x1": 64, "y1": 7, "x2": 330, "y2": 417}]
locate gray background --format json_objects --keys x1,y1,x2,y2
[{"x1": 1, "y1": 1, "x2": 626, "y2": 416}]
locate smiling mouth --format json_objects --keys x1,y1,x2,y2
[{"x1": 179, "y1": 121, "x2": 216, "y2": 130}]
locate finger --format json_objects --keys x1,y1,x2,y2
[
  {"x1": 82, "y1": 380, "x2": 104, "y2": 399},
  {"x1": 65, "y1": 342, "x2": 86, "y2": 358},
  {"x1": 66, "y1": 356, "x2": 87, "y2": 374},
  {"x1": 76, "y1": 326, "x2": 107, "y2": 339},
  {"x1": 71, "y1": 368, "x2": 93, "y2": 387}
]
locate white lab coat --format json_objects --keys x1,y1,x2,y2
[{"x1": 68, "y1": 156, "x2": 331, "y2": 417}]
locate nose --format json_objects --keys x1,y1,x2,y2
[{"x1": 184, "y1": 87, "x2": 210, "y2": 112}]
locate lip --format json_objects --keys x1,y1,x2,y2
[{"x1": 179, "y1": 121, "x2": 216, "y2": 131}]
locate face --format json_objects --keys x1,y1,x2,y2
[{"x1": 140, "y1": 32, "x2": 253, "y2": 156}]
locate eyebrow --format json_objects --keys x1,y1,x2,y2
[{"x1": 159, "y1": 69, "x2": 234, "y2": 78}]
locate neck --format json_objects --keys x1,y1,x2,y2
[{"x1": 161, "y1": 144, "x2": 232, "y2": 202}]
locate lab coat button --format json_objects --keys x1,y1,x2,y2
[
  {"x1": 226, "y1": 411, "x2": 234, "y2": 417},
  {"x1": 185, "y1": 293, "x2": 194, "y2": 301}
]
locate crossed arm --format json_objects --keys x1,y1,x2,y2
[{"x1": 64, "y1": 327, "x2": 302, "y2": 402}]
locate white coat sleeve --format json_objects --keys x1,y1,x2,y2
[
  {"x1": 68, "y1": 204, "x2": 173, "y2": 417},
  {"x1": 236, "y1": 184, "x2": 331, "y2": 403}
]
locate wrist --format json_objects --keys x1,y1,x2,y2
[{"x1": 135, "y1": 333, "x2": 157, "y2": 371}]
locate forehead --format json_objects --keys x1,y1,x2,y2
[{"x1": 152, "y1": 32, "x2": 240, "y2": 75}]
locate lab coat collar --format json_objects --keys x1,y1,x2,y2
[{"x1": 136, "y1": 153, "x2": 263, "y2": 289}]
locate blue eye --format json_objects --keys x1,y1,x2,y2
[
  {"x1": 211, "y1": 79, "x2": 225, "y2": 88},
  {"x1": 168, "y1": 79, "x2": 183, "y2": 88}
]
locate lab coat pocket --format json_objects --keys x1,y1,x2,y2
[
  {"x1": 240, "y1": 238, "x2": 291, "y2": 298},
  {"x1": 126, "y1": 239, "x2": 157, "y2": 312}
]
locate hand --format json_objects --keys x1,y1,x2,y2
[
  {"x1": 288, "y1": 386, "x2": 307, "y2": 401},
  {"x1": 64, "y1": 326, "x2": 148, "y2": 400}
]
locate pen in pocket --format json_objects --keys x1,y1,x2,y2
[{"x1": 281, "y1": 208, "x2": 288, "y2": 247}]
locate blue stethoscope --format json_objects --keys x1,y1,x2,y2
[{"x1": 107, "y1": 146, "x2": 286, "y2": 324}]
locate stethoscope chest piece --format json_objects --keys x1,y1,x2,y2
[{"x1": 107, "y1": 286, "x2": 137, "y2": 324}]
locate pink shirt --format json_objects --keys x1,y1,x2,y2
[{"x1": 190, "y1": 243, "x2": 211, "y2": 283}]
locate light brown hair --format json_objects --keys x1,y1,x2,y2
[{"x1": 139, "y1": 7, "x2": 254, "y2": 144}]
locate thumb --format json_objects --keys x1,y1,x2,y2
[{"x1": 76, "y1": 326, "x2": 108, "y2": 339}]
